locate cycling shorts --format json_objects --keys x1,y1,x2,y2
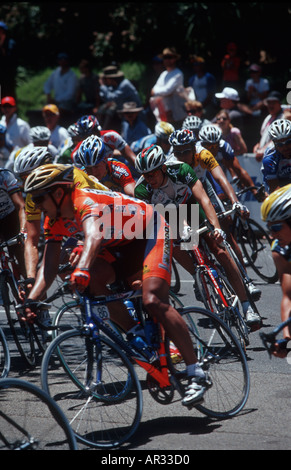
[{"x1": 108, "y1": 211, "x2": 172, "y2": 286}]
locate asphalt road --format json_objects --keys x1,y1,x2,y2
[{"x1": 1, "y1": 262, "x2": 291, "y2": 453}]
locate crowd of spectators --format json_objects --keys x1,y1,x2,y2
[{"x1": 0, "y1": 26, "x2": 290, "y2": 172}]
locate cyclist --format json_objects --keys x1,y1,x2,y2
[
  {"x1": 168, "y1": 129, "x2": 261, "y2": 325},
  {"x1": 134, "y1": 144, "x2": 260, "y2": 327},
  {"x1": 0, "y1": 167, "x2": 26, "y2": 278},
  {"x1": 23, "y1": 163, "x2": 212, "y2": 406},
  {"x1": 14, "y1": 146, "x2": 108, "y2": 290},
  {"x1": 261, "y1": 184, "x2": 291, "y2": 357},
  {"x1": 261, "y1": 118, "x2": 291, "y2": 194},
  {"x1": 59, "y1": 114, "x2": 137, "y2": 170},
  {"x1": 130, "y1": 121, "x2": 175, "y2": 156},
  {"x1": 198, "y1": 124, "x2": 261, "y2": 199},
  {"x1": 74, "y1": 135, "x2": 136, "y2": 196},
  {"x1": 181, "y1": 115, "x2": 203, "y2": 141}
]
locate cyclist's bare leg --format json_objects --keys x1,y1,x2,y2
[
  {"x1": 142, "y1": 276, "x2": 198, "y2": 365},
  {"x1": 89, "y1": 257, "x2": 137, "y2": 331},
  {"x1": 205, "y1": 234, "x2": 248, "y2": 301}
]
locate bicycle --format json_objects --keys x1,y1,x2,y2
[
  {"x1": 37, "y1": 279, "x2": 250, "y2": 449},
  {"x1": 260, "y1": 317, "x2": 291, "y2": 358},
  {"x1": 0, "y1": 377, "x2": 77, "y2": 450},
  {"x1": 229, "y1": 184, "x2": 278, "y2": 284},
  {"x1": 185, "y1": 214, "x2": 251, "y2": 349},
  {"x1": 0, "y1": 327, "x2": 10, "y2": 378},
  {"x1": 0, "y1": 234, "x2": 46, "y2": 367}
]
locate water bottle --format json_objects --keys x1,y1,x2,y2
[
  {"x1": 124, "y1": 300, "x2": 136, "y2": 319},
  {"x1": 127, "y1": 333, "x2": 157, "y2": 362},
  {"x1": 144, "y1": 319, "x2": 159, "y2": 349},
  {"x1": 210, "y1": 267, "x2": 222, "y2": 289}
]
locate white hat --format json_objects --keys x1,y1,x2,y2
[{"x1": 215, "y1": 87, "x2": 240, "y2": 101}]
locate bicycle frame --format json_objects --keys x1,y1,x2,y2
[{"x1": 78, "y1": 289, "x2": 173, "y2": 390}]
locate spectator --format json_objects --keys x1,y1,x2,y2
[
  {"x1": 245, "y1": 63, "x2": 270, "y2": 110},
  {"x1": 215, "y1": 110, "x2": 247, "y2": 155},
  {"x1": 188, "y1": 55, "x2": 216, "y2": 118},
  {"x1": 214, "y1": 86, "x2": 253, "y2": 132},
  {"x1": 119, "y1": 102, "x2": 151, "y2": 146},
  {"x1": 76, "y1": 59, "x2": 100, "y2": 116},
  {"x1": 43, "y1": 52, "x2": 78, "y2": 118},
  {"x1": 221, "y1": 42, "x2": 241, "y2": 88},
  {"x1": 0, "y1": 21, "x2": 17, "y2": 97},
  {"x1": 184, "y1": 99, "x2": 211, "y2": 126},
  {"x1": 151, "y1": 47, "x2": 187, "y2": 128},
  {"x1": 253, "y1": 91, "x2": 284, "y2": 161},
  {"x1": 0, "y1": 96, "x2": 31, "y2": 150},
  {"x1": 42, "y1": 104, "x2": 70, "y2": 152},
  {"x1": 0, "y1": 123, "x2": 11, "y2": 167},
  {"x1": 98, "y1": 64, "x2": 142, "y2": 130}
]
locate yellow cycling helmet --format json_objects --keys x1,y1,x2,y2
[
  {"x1": 261, "y1": 184, "x2": 291, "y2": 222},
  {"x1": 154, "y1": 121, "x2": 175, "y2": 140},
  {"x1": 24, "y1": 163, "x2": 74, "y2": 193}
]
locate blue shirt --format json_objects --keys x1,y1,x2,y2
[
  {"x1": 261, "y1": 145, "x2": 291, "y2": 190},
  {"x1": 99, "y1": 78, "x2": 142, "y2": 108}
]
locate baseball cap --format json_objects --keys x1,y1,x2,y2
[
  {"x1": 42, "y1": 104, "x2": 60, "y2": 115},
  {"x1": 249, "y1": 63, "x2": 261, "y2": 73},
  {"x1": 265, "y1": 91, "x2": 282, "y2": 102},
  {"x1": 215, "y1": 87, "x2": 240, "y2": 101},
  {"x1": 1, "y1": 96, "x2": 16, "y2": 106}
]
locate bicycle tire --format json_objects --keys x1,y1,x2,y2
[
  {"x1": 238, "y1": 218, "x2": 278, "y2": 283},
  {"x1": 0, "y1": 274, "x2": 44, "y2": 367},
  {"x1": 0, "y1": 327, "x2": 10, "y2": 378},
  {"x1": 41, "y1": 328, "x2": 143, "y2": 449},
  {"x1": 166, "y1": 306, "x2": 250, "y2": 419},
  {"x1": 195, "y1": 268, "x2": 249, "y2": 349},
  {"x1": 170, "y1": 259, "x2": 181, "y2": 294},
  {"x1": 0, "y1": 378, "x2": 77, "y2": 450}
]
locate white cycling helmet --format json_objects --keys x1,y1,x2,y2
[
  {"x1": 154, "y1": 121, "x2": 175, "y2": 140},
  {"x1": 14, "y1": 146, "x2": 54, "y2": 176},
  {"x1": 261, "y1": 184, "x2": 291, "y2": 223},
  {"x1": 268, "y1": 119, "x2": 291, "y2": 142},
  {"x1": 182, "y1": 115, "x2": 202, "y2": 132},
  {"x1": 135, "y1": 145, "x2": 166, "y2": 174},
  {"x1": 198, "y1": 125, "x2": 222, "y2": 144},
  {"x1": 29, "y1": 126, "x2": 51, "y2": 143}
]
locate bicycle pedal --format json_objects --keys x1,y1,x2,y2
[
  {"x1": 185, "y1": 397, "x2": 204, "y2": 410},
  {"x1": 249, "y1": 322, "x2": 262, "y2": 332}
]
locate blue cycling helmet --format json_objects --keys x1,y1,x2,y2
[
  {"x1": 76, "y1": 115, "x2": 101, "y2": 137},
  {"x1": 76, "y1": 135, "x2": 106, "y2": 167},
  {"x1": 168, "y1": 129, "x2": 196, "y2": 147}
]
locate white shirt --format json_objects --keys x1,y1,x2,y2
[
  {"x1": 43, "y1": 67, "x2": 78, "y2": 107},
  {"x1": 245, "y1": 77, "x2": 270, "y2": 106},
  {"x1": 152, "y1": 68, "x2": 187, "y2": 122},
  {"x1": 49, "y1": 125, "x2": 70, "y2": 151},
  {"x1": 1, "y1": 114, "x2": 31, "y2": 149}
]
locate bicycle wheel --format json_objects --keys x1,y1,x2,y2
[
  {"x1": 0, "y1": 328, "x2": 10, "y2": 378},
  {"x1": 170, "y1": 259, "x2": 181, "y2": 294},
  {"x1": 0, "y1": 274, "x2": 45, "y2": 367},
  {"x1": 238, "y1": 218, "x2": 278, "y2": 283},
  {"x1": 0, "y1": 378, "x2": 77, "y2": 450},
  {"x1": 41, "y1": 328, "x2": 143, "y2": 449},
  {"x1": 52, "y1": 300, "x2": 84, "y2": 338},
  {"x1": 195, "y1": 268, "x2": 249, "y2": 349},
  {"x1": 167, "y1": 306, "x2": 250, "y2": 419}
]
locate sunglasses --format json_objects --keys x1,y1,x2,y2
[
  {"x1": 31, "y1": 190, "x2": 52, "y2": 205},
  {"x1": 217, "y1": 117, "x2": 228, "y2": 121},
  {"x1": 268, "y1": 223, "x2": 284, "y2": 233},
  {"x1": 275, "y1": 138, "x2": 291, "y2": 148}
]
